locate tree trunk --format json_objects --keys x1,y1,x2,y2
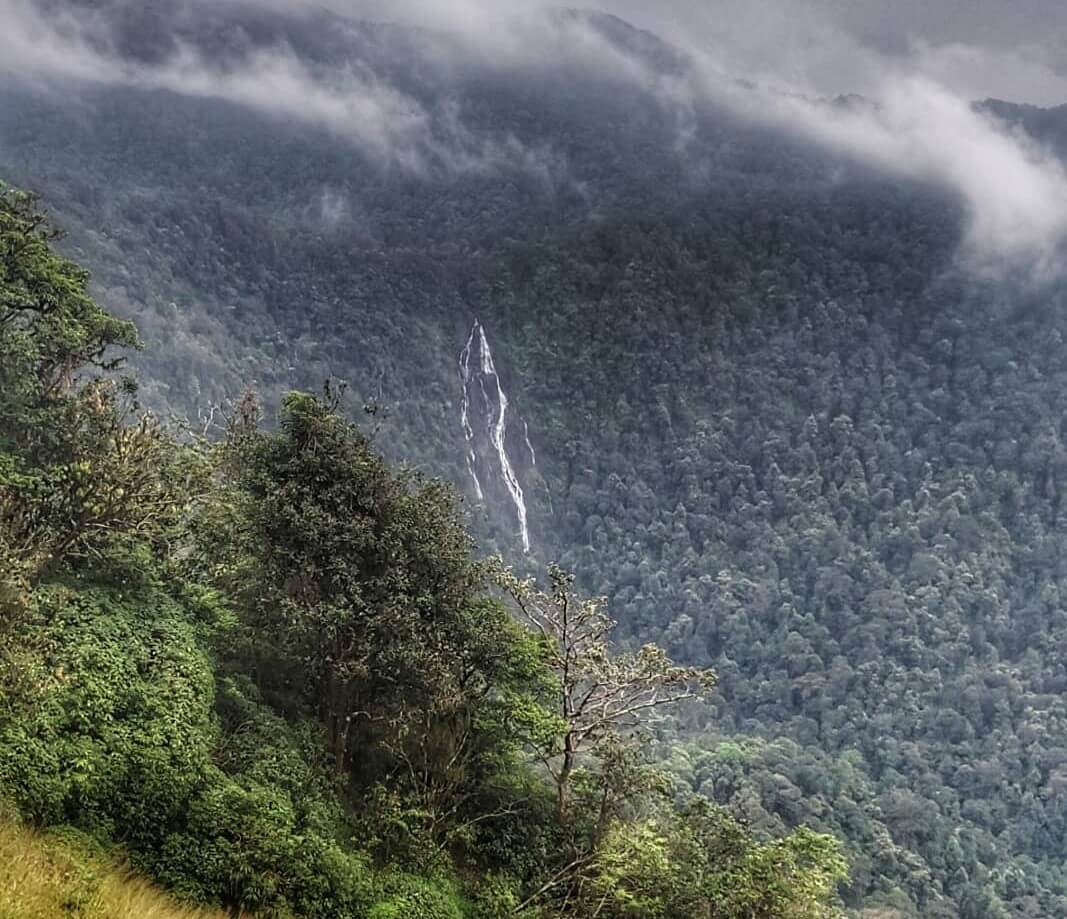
[{"x1": 557, "y1": 733, "x2": 576, "y2": 820}]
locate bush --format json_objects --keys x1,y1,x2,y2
[
  {"x1": 368, "y1": 873, "x2": 465, "y2": 919},
  {"x1": 0, "y1": 582, "x2": 216, "y2": 841}
]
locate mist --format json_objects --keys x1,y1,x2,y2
[
  {"x1": 0, "y1": 0, "x2": 551, "y2": 175},
  {"x1": 3, "y1": 0, "x2": 1067, "y2": 274},
  {"x1": 768, "y1": 80, "x2": 1067, "y2": 278}
]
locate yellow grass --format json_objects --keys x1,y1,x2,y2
[{"x1": 0, "y1": 819, "x2": 238, "y2": 919}]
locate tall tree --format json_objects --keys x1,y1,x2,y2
[
  {"x1": 217, "y1": 389, "x2": 549, "y2": 829},
  {"x1": 498, "y1": 564, "x2": 716, "y2": 819},
  {"x1": 0, "y1": 185, "x2": 175, "y2": 606}
]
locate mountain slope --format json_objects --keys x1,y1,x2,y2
[
  {"x1": 0, "y1": 180, "x2": 847, "y2": 919},
  {"x1": 4, "y1": 4, "x2": 1067, "y2": 915},
  {"x1": 0, "y1": 818, "x2": 237, "y2": 919}
]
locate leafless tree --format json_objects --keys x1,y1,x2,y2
[{"x1": 497, "y1": 564, "x2": 716, "y2": 820}]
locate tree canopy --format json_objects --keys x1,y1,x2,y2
[{"x1": 0, "y1": 186, "x2": 846, "y2": 918}]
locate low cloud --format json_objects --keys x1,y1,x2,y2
[
  {"x1": 526, "y1": 1, "x2": 1067, "y2": 278},
  {"x1": 907, "y1": 41, "x2": 1067, "y2": 108},
  {"x1": 4, "y1": 0, "x2": 1067, "y2": 275},
  {"x1": 759, "y1": 78, "x2": 1067, "y2": 278},
  {"x1": 0, "y1": 0, "x2": 554, "y2": 176},
  {"x1": 231, "y1": 0, "x2": 1067, "y2": 275},
  {"x1": 660, "y1": 32, "x2": 1067, "y2": 278}
]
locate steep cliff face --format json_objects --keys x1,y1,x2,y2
[{"x1": 459, "y1": 319, "x2": 535, "y2": 552}]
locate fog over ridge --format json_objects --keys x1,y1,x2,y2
[{"x1": 3, "y1": 0, "x2": 1067, "y2": 275}]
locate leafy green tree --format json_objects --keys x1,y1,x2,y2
[
  {"x1": 216, "y1": 388, "x2": 553, "y2": 849},
  {"x1": 0, "y1": 185, "x2": 176, "y2": 604},
  {"x1": 513, "y1": 792, "x2": 847, "y2": 919}
]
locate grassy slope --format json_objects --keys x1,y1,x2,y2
[{"x1": 0, "y1": 819, "x2": 241, "y2": 919}]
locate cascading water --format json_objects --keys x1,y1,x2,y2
[
  {"x1": 459, "y1": 327, "x2": 485, "y2": 502},
  {"x1": 459, "y1": 319, "x2": 532, "y2": 553},
  {"x1": 524, "y1": 420, "x2": 537, "y2": 467}
]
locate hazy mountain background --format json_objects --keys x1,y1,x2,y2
[{"x1": 5, "y1": 1, "x2": 1067, "y2": 915}]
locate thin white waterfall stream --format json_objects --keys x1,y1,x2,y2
[
  {"x1": 524, "y1": 420, "x2": 537, "y2": 466},
  {"x1": 459, "y1": 325, "x2": 484, "y2": 502},
  {"x1": 458, "y1": 320, "x2": 532, "y2": 553}
]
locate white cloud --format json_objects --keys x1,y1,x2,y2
[
  {"x1": 0, "y1": 0, "x2": 556, "y2": 176},
  {"x1": 751, "y1": 77, "x2": 1067, "y2": 277},
  {"x1": 907, "y1": 41, "x2": 1067, "y2": 108},
  {"x1": 4, "y1": 0, "x2": 1067, "y2": 275}
]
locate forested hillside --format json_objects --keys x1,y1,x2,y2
[
  {"x1": 4, "y1": 3, "x2": 1067, "y2": 916},
  {"x1": 0, "y1": 184, "x2": 845, "y2": 917}
]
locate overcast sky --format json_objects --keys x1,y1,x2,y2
[
  {"x1": 295, "y1": 0, "x2": 1067, "y2": 106},
  {"x1": 623, "y1": 0, "x2": 1067, "y2": 105}
]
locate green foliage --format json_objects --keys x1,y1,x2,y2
[
  {"x1": 591, "y1": 820, "x2": 676, "y2": 918},
  {"x1": 663, "y1": 735, "x2": 952, "y2": 916},
  {"x1": 214, "y1": 387, "x2": 560, "y2": 868},
  {"x1": 220, "y1": 389, "x2": 503, "y2": 746},
  {"x1": 580, "y1": 802, "x2": 847, "y2": 919},
  {"x1": 0, "y1": 185, "x2": 180, "y2": 601},
  {"x1": 0, "y1": 583, "x2": 216, "y2": 838},
  {"x1": 0, "y1": 580, "x2": 375, "y2": 917},
  {"x1": 597, "y1": 802, "x2": 845, "y2": 917},
  {"x1": 0, "y1": 184, "x2": 138, "y2": 412},
  {"x1": 0, "y1": 176, "x2": 848, "y2": 918},
  {"x1": 368, "y1": 874, "x2": 465, "y2": 919},
  {"x1": 465, "y1": 873, "x2": 521, "y2": 919},
  {"x1": 154, "y1": 776, "x2": 376, "y2": 918}
]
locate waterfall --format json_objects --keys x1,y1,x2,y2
[
  {"x1": 459, "y1": 326, "x2": 485, "y2": 502},
  {"x1": 458, "y1": 319, "x2": 532, "y2": 553},
  {"x1": 524, "y1": 420, "x2": 537, "y2": 466}
]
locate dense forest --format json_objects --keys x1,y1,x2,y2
[
  {"x1": 5, "y1": 3, "x2": 1067, "y2": 917},
  {"x1": 0, "y1": 185, "x2": 846, "y2": 916}
]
